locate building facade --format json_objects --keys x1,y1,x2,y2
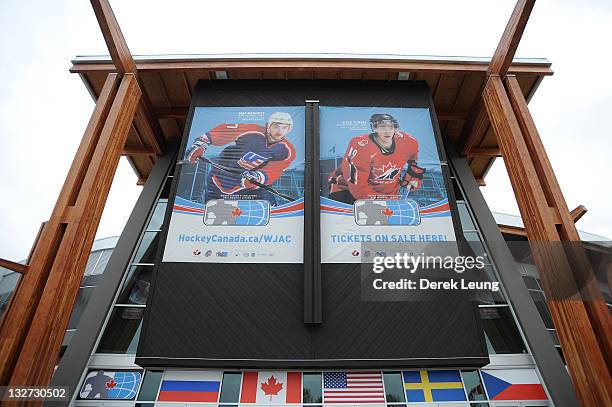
[{"x1": 29, "y1": 131, "x2": 604, "y2": 406}]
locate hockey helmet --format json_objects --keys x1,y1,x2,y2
[
  {"x1": 268, "y1": 112, "x2": 293, "y2": 132},
  {"x1": 370, "y1": 113, "x2": 399, "y2": 131}
]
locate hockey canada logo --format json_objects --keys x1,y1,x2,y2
[{"x1": 374, "y1": 162, "x2": 400, "y2": 181}]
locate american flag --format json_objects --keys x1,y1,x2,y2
[{"x1": 323, "y1": 372, "x2": 385, "y2": 404}]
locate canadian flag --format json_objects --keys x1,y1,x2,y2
[{"x1": 240, "y1": 371, "x2": 302, "y2": 404}]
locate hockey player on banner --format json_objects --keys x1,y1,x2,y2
[
  {"x1": 328, "y1": 113, "x2": 425, "y2": 204},
  {"x1": 185, "y1": 112, "x2": 296, "y2": 205}
]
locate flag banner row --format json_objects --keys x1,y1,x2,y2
[
  {"x1": 76, "y1": 368, "x2": 547, "y2": 402},
  {"x1": 147, "y1": 369, "x2": 548, "y2": 404}
]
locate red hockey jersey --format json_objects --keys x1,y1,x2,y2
[{"x1": 332, "y1": 132, "x2": 419, "y2": 199}]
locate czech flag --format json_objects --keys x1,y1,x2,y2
[
  {"x1": 158, "y1": 371, "x2": 222, "y2": 402},
  {"x1": 482, "y1": 369, "x2": 547, "y2": 400}
]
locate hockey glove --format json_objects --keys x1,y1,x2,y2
[
  {"x1": 400, "y1": 161, "x2": 425, "y2": 191},
  {"x1": 241, "y1": 170, "x2": 265, "y2": 189},
  {"x1": 185, "y1": 134, "x2": 211, "y2": 164}
]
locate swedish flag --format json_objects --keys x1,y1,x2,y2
[{"x1": 403, "y1": 370, "x2": 466, "y2": 402}]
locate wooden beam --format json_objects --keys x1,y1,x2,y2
[
  {"x1": 139, "y1": 59, "x2": 553, "y2": 75},
  {"x1": 71, "y1": 60, "x2": 553, "y2": 75},
  {"x1": 123, "y1": 145, "x2": 156, "y2": 155},
  {"x1": 0, "y1": 259, "x2": 27, "y2": 275},
  {"x1": 505, "y1": 74, "x2": 612, "y2": 367},
  {"x1": 570, "y1": 205, "x2": 587, "y2": 223},
  {"x1": 155, "y1": 106, "x2": 188, "y2": 119},
  {"x1": 459, "y1": 0, "x2": 537, "y2": 156},
  {"x1": 468, "y1": 147, "x2": 501, "y2": 157},
  {"x1": 489, "y1": 0, "x2": 536, "y2": 75},
  {"x1": 134, "y1": 99, "x2": 164, "y2": 155},
  {"x1": 7, "y1": 74, "x2": 142, "y2": 389},
  {"x1": 437, "y1": 111, "x2": 469, "y2": 121},
  {"x1": 459, "y1": 103, "x2": 489, "y2": 156},
  {"x1": 483, "y1": 74, "x2": 612, "y2": 405},
  {"x1": 26, "y1": 222, "x2": 46, "y2": 266},
  {"x1": 90, "y1": 0, "x2": 164, "y2": 156},
  {"x1": 474, "y1": 176, "x2": 486, "y2": 186},
  {"x1": 90, "y1": 0, "x2": 135, "y2": 74},
  {"x1": 498, "y1": 224, "x2": 528, "y2": 237}
]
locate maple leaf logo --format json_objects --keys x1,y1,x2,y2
[
  {"x1": 260, "y1": 375, "x2": 283, "y2": 401},
  {"x1": 105, "y1": 379, "x2": 117, "y2": 389},
  {"x1": 381, "y1": 207, "x2": 394, "y2": 217},
  {"x1": 231, "y1": 207, "x2": 243, "y2": 217}
]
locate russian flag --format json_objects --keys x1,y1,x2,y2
[
  {"x1": 482, "y1": 369, "x2": 547, "y2": 401},
  {"x1": 158, "y1": 371, "x2": 222, "y2": 402},
  {"x1": 240, "y1": 371, "x2": 302, "y2": 404}
]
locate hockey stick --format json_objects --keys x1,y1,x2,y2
[{"x1": 180, "y1": 156, "x2": 295, "y2": 202}]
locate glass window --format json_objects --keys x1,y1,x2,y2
[
  {"x1": 0, "y1": 270, "x2": 20, "y2": 293},
  {"x1": 463, "y1": 232, "x2": 487, "y2": 258},
  {"x1": 522, "y1": 276, "x2": 540, "y2": 290},
  {"x1": 67, "y1": 287, "x2": 95, "y2": 330},
  {"x1": 137, "y1": 370, "x2": 163, "y2": 401},
  {"x1": 91, "y1": 250, "x2": 112, "y2": 275},
  {"x1": 117, "y1": 265, "x2": 154, "y2": 305},
  {"x1": 0, "y1": 273, "x2": 20, "y2": 322},
  {"x1": 556, "y1": 346, "x2": 566, "y2": 365},
  {"x1": 457, "y1": 202, "x2": 476, "y2": 231},
  {"x1": 529, "y1": 290, "x2": 554, "y2": 329},
  {"x1": 451, "y1": 176, "x2": 465, "y2": 201},
  {"x1": 133, "y1": 232, "x2": 160, "y2": 264},
  {"x1": 474, "y1": 265, "x2": 506, "y2": 305},
  {"x1": 219, "y1": 372, "x2": 242, "y2": 403},
  {"x1": 460, "y1": 370, "x2": 486, "y2": 401},
  {"x1": 83, "y1": 251, "x2": 101, "y2": 276},
  {"x1": 96, "y1": 306, "x2": 144, "y2": 354},
  {"x1": 81, "y1": 274, "x2": 101, "y2": 287},
  {"x1": 160, "y1": 176, "x2": 173, "y2": 199},
  {"x1": 59, "y1": 330, "x2": 76, "y2": 358},
  {"x1": 303, "y1": 372, "x2": 322, "y2": 403},
  {"x1": 548, "y1": 329, "x2": 560, "y2": 346},
  {"x1": 147, "y1": 201, "x2": 167, "y2": 231},
  {"x1": 479, "y1": 306, "x2": 527, "y2": 354},
  {"x1": 383, "y1": 371, "x2": 405, "y2": 402}
]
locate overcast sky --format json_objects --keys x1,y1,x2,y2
[{"x1": 1, "y1": 0, "x2": 611, "y2": 261}]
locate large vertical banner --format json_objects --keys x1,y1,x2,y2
[
  {"x1": 320, "y1": 107, "x2": 455, "y2": 263},
  {"x1": 163, "y1": 106, "x2": 305, "y2": 263}
]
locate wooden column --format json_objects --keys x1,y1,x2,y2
[
  {"x1": 0, "y1": 73, "x2": 141, "y2": 396},
  {"x1": 0, "y1": 74, "x2": 118, "y2": 385},
  {"x1": 505, "y1": 74, "x2": 612, "y2": 366},
  {"x1": 482, "y1": 74, "x2": 612, "y2": 405}
]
